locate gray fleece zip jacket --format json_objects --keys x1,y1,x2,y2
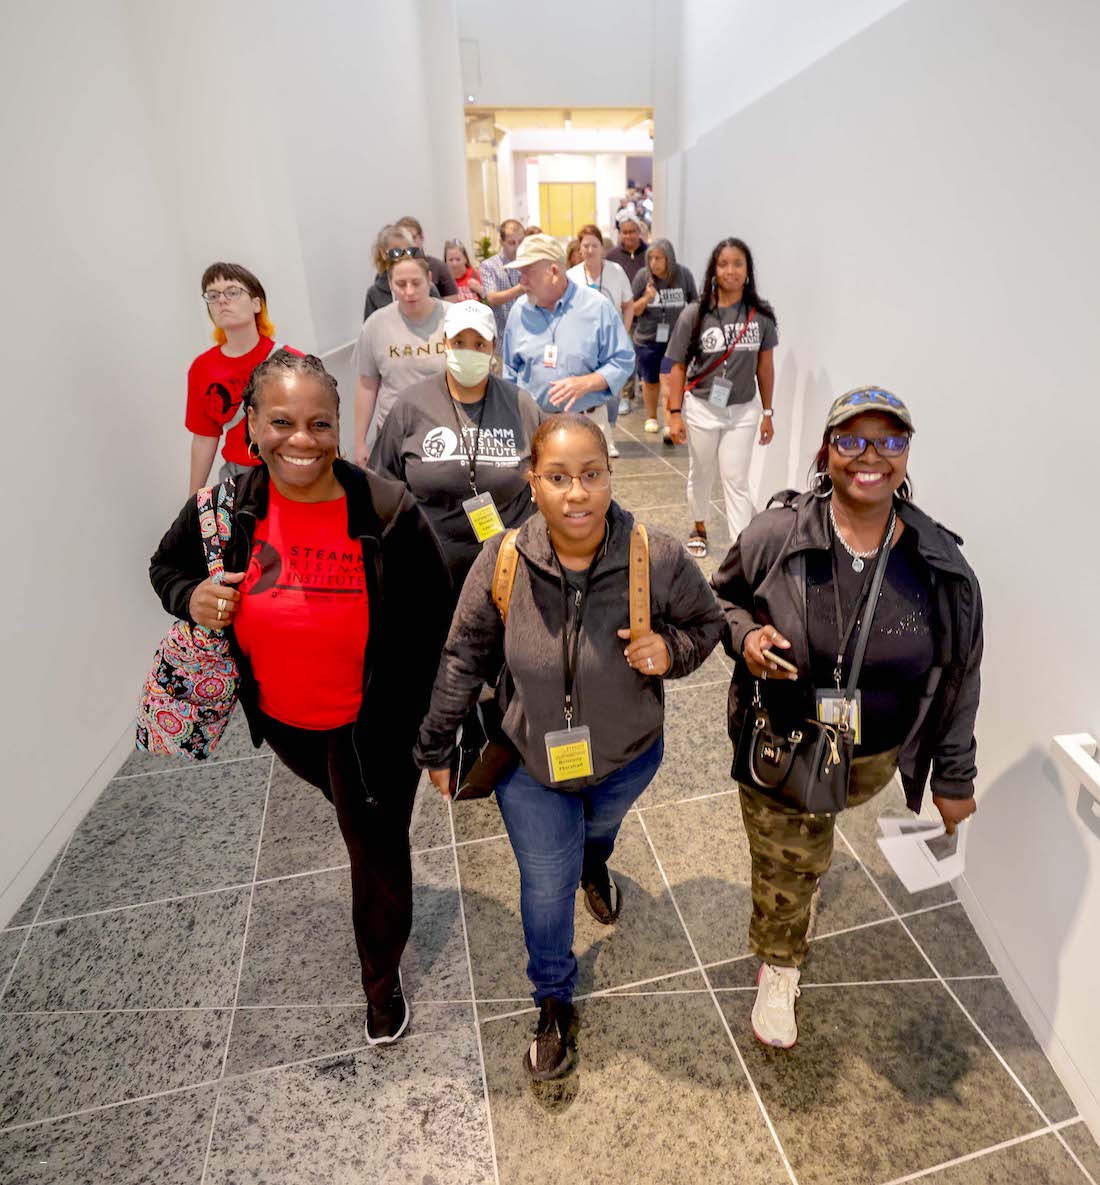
[{"x1": 415, "y1": 502, "x2": 725, "y2": 788}]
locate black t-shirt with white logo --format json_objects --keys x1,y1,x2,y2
[{"x1": 370, "y1": 373, "x2": 544, "y2": 587}]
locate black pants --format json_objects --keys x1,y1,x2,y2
[{"x1": 260, "y1": 714, "x2": 418, "y2": 1008}]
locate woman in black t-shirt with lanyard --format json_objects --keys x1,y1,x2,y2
[
  {"x1": 711, "y1": 388, "x2": 983, "y2": 1051},
  {"x1": 665, "y1": 238, "x2": 778, "y2": 558},
  {"x1": 370, "y1": 300, "x2": 544, "y2": 594}
]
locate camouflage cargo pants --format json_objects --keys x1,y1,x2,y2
[{"x1": 738, "y1": 747, "x2": 901, "y2": 968}]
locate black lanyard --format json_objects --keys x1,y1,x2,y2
[
  {"x1": 555, "y1": 536, "x2": 605, "y2": 727},
  {"x1": 828, "y1": 509, "x2": 896, "y2": 689},
  {"x1": 448, "y1": 391, "x2": 488, "y2": 495}
]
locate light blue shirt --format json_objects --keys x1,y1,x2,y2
[{"x1": 501, "y1": 279, "x2": 635, "y2": 413}]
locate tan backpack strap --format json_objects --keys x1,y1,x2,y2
[
  {"x1": 491, "y1": 530, "x2": 521, "y2": 623},
  {"x1": 628, "y1": 522, "x2": 651, "y2": 640}
]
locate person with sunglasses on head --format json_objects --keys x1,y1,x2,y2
[
  {"x1": 396, "y1": 216, "x2": 460, "y2": 303},
  {"x1": 710, "y1": 388, "x2": 983, "y2": 1050},
  {"x1": 362, "y1": 224, "x2": 442, "y2": 321},
  {"x1": 354, "y1": 245, "x2": 448, "y2": 465},
  {"x1": 416, "y1": 414, "x2": 725, "y2": 1080},
  {"x1": 665, "y1": 237, "x2": 778, "y2": 558},
  {"x1": 152, "y1": 351, "x2": 452, "y2": 1047},
  {"x1": 443, "y1": 240, "x2": 484, "y2": 303},
  {"x1": 186, "y1": 262, "x2": 299, "y2": 497}
]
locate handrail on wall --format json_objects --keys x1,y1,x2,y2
[{"x1": 1051, "y1": 733, "x2": 1100, "y2": 807}]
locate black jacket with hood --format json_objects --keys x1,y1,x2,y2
[
  {"x1": 149, "y1": 461, "x2": 452, "y2": 783},
  {"x1": 415, "y1": 502, "x2": 726, "y2": 788},
  {"x1": 711, "y1": 491, "x2": 983, "y2": 811}
]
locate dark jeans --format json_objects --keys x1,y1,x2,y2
[
  {"x1": 495, "y1": 736, "x2": 664, "y2": 1003},
  {"x1": 260, "y1": 714, "x2": 418, "y2": 1008}
]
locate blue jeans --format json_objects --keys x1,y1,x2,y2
[{"x1": 495, "y1": 736, "x2": 664, "y2": 1003}]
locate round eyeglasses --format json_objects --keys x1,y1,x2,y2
[
  {"x1": 533, "y1": 469, "x2": 612, "y2": 492},
  {"x1": 202, "y1": 285, "x2": 251, "y2": 304}
]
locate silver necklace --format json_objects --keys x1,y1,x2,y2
[{"x1": 829, "y1": 501, "x2": 896, "y2": 573}]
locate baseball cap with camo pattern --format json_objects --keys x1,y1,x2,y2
[{"x1": 826, "y1": 386, "x2": 914, "y2": 432}]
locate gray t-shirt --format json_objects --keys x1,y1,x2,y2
[
  {"x1": 355, "y1": 299, "x2": 448, "y2": 449},
  {"x1": 631, "y1": 266, "x2": 698, "y2": 345},
  {"x1": 369, "y1": 373, "x2": 544, "y2": 586},
  {"x1": 665, "y1": 300, "x2": 778, "y2": 405}
]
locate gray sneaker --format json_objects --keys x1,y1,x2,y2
[{"x1": 617, "y1": 396, "x2": 633, "y2": 416}]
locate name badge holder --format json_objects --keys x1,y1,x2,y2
[
  {"x1": 450, "y1": 393, "x2": 503, "y2": 542},
  {"x1": 543, "y1": 343, "x2": 559, "y2": 368},
  {"x1": 544, "y1": 545, "x2": 602, "y2": 784},
  {"x1": 655, "y1": 321, "x2": 671, "y2": 343},
  {"x1": 708, "y1": 376, "x2": 733, "y2": 407}
]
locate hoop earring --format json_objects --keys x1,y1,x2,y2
[
  {"x1": 810, "y1": 471, "x2": 833, "y2": 497},
  {"x1": 338, "y1": 447, "x2": 347, "y2": 460},
  {"x1": 247, "y1": 441, "x2": 260, "y2": 460}
]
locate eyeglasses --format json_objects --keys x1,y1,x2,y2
[
  {"x1": 202, "y1": 286, "x2": 251, "y2": 304},
  {"x1": 830, "y1": 432, "x2": 911, "y2": 459},
  {"x1": 533, "y1": 469, "x2": 612, "y2": 492},
  {"x1": 386, "y1": 246, "x2": 426, "y2": 262}
]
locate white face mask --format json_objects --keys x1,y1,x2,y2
[{"x1": 446, "y1": 347, "x2": 492, "y2": 387}]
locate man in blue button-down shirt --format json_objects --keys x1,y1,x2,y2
[{"x1": 501, "y1": 234, "x2": 635, "y2": 457}]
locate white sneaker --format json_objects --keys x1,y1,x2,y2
[
  {"x1": 607, "y1": 441, "x2": 620, "y2": 458},
  {"x1": 751, "y1": 963, "x2": 801, "y2": 1048},
  {"x1": 643, "y1": 418, "x2": 660, "y2": 433}
]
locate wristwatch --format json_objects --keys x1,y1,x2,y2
[{"x1": 761, "y1": 409, "x2": 774, "y2": 417}]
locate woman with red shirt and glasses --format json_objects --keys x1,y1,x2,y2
[
  {"x1": 185, "y1": 262, "x2": 295, "y2": 497},
  {"x1": 151, "y1": 351, "x2": 451, "y2": 1046}
]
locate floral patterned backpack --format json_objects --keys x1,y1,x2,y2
[{"x1": 135, "y1": 480, "x2": 240, "y2": 758}]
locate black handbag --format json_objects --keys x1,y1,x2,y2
[
  {"x1": 454, "y1": 694, "x2": 518, "y2": 802},
  {"x1": 732, "y1": 512, "x2": 894, "y2": 814}
]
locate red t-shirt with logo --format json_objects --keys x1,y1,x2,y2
[
  {"x1": 233, "y1": 486, "x2": 370, "y2": 729},
  {"x1": 185, "y1": 337, "x2": 279, "y2": 466}
]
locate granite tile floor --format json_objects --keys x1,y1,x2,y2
[{"x1": 1, "y1": 420, "x2": 1096, "y2": 1184}]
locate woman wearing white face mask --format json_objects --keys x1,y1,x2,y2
[{"x1": 371, "y1": 300, "x2": 545, "y2": 591}]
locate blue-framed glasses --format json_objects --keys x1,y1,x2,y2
[{"x1": 830, "y1": 432, "x2": 911, "y2": 459}]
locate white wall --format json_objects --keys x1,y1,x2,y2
[
  {"x1": 667, "y1": 0, "x2": 1100, "y2": 1129},
  {"x1": 0, "y1": 0, "x2": 469, "y2": 924},
  {"x1": 456, "y1": 0, "x2": 656, "y2": 107}
]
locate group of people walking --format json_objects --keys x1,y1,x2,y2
[{"x1": 160, "y1": 219, "x2": 982, "y2": 1078}]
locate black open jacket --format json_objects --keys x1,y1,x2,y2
[
  {"x1": 149, "y1": 461, "x2": 452, "y2": 779},
  {"x1": 711, "y1": 491, "x2": 983, "y2": 811}
]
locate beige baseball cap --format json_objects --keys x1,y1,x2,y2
[
  {"x1": 513, "y1": 233, "x2": 567, "y2": 269},
  {"x1": 443, "y1": 299, "x2": 496, "y2": 342}
]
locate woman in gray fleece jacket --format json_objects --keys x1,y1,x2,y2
[{"x1": 416, "y1": 414, "x2": 725, "y2": 1080}]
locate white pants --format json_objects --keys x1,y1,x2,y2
[
  {"x1": 683, "y1": 393, "x2": 759, "y2": 538},
  {"x1": 584, "y1": 401, "x2": 616, "y2": 454}
]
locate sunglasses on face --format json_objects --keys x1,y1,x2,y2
[
  {"x1": 830, "y1": 432, "x2": 911, "y2": 459},
  {"x1": 386, "y1": 246, "x2": 425, "y2": 262}
]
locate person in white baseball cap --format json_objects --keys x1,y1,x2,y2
[
  {"x1": 371, "y1": 299, "x2": 545, "y2": 592},
  {"x1": 501, "y1": 234, "x2": 635, "y2": 460}
]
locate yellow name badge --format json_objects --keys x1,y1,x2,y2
[
  {"x1": 815, "y1": 690, "x2": 863, "y2": 744},
  {"x1": 462, "y1": 492, "x2": 505, "y2": 543},
  {"x1": 544, "y1": 726, "x2": 594, "y2": 783}
]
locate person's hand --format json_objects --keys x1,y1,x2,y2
[
  {"x1": 644, "y1": 282, "x2": 658, "y2": 304},
  {"x1": 547, "y1": 375, "x2": 596, "y2": 410},
  {"x1": 742, "y1": 625, "x2": 798, "y2": 680},
  {"x1": 759, "y1": 416, "x2": 775, "y2": 446},
  {"x1": 189, "y1": 571, "x2": 246, "y2": 630},
  {"x1": 668, "y1": 410, "x2": 687, "y2": 444},
  {"x1": 429, "y1": 767, "x2": 456, "y2": 800},
  {"x1": 468, "y1": 278, "x2": 484, "y2": 297},
  {"x1": 617, "y1": 628, "x2": 671, "y2": 677},
  {"x1": 932, "y1": 794, "x2": 976, "y2": 835},
  {"x1": 355, "y1": 443, "x2": 371, "y2": 469}
]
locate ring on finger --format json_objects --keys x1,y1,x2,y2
[{"x1": 216, "y1": 597, "x2": 227, "y2": 613}]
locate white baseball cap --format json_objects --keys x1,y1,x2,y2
[{"x1": 443, "y1": 299, "x2": 497, "y2": 342}]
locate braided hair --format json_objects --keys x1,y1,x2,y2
[
  {"x1": 241, "y1": 350, "x2": 340, "y2": 418},
  {"x1": 684, "y1": 237, "x2": 777, "y2": 371}
]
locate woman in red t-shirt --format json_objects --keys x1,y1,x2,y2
[
  {"x1": 443, "y1": 240, "x2": 484, "y2": 302},
  {"x1": 186, "y1": 262, "x2": 284, "y2": 497},
  {"x1": 152, "y1": 351, "x2": 452, "y2": 1047}
]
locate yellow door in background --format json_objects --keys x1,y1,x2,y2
[{"x1": 538, "y1": 182, "x2": 597, "y2": 239}]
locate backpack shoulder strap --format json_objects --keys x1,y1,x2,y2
[
  {"x1": 628, "y1": 522, "x2": 651, "y2": 640},
  {"x1": 491, "y1": 530, "x2": 521, "y2": 623}
]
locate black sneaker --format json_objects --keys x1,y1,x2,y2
[
  {"x1": 365, "y1": 978, "x2": 409, "y2": 1046},
  {"x1": 525, "y1": 999, "x2": 574, "y2": 1080},
  {"x1": 582, "y1": 865, "x2": 623, "y2": 925}
]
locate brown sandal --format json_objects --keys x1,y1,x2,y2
[{"x1": 686, "y1": 532, "x2": 708, "y2": 559}]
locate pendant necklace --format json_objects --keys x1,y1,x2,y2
[{"x1": 829, "y1": 500, "x2": 896, "y2": 573}]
